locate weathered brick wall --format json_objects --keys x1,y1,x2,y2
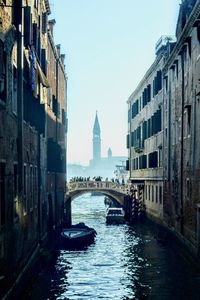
[{"x1": 163, "y1": 5, "x2": 200, "y2": 248}]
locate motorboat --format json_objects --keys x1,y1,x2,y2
[
  {"x1": 61, "y1": 223, "x2": 97, "y2": 249},
  {"x1": 106, "y1": 207, "x2": 125, "y2": 224}
]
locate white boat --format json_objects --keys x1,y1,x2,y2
[{"x1": 106, "y1": 207, "x2": 125, "y2": 224}]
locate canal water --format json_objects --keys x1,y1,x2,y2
[{"x1": 23, "y1": 194, "x2": 200, "y2": 300}]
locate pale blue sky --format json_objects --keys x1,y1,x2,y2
[{"x1": 50, "y1": 0, "x2": 180, "y2": 165}]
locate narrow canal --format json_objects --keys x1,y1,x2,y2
[{"x1": 22, "y1": 194, "x2": 200, "y2": 300}]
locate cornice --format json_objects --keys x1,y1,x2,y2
[
  {"x1": 163, "y1": 0, "x2": 200, "y2": 73},
  {"x1": 127, "y1": 55, "x2": 162, "y2": 104}
]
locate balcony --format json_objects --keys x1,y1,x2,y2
[{"x1": 134, "y1": 140, "x2": 144, "y2": 153}]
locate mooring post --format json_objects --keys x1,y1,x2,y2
[{"x1": 64, "y1": 197, "x2": 72, "y2": 228}]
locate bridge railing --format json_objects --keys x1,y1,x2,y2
[{"x1": 68, "y1": 181, "x2": 128, "y2": 194}]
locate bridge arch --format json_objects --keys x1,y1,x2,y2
[
  {"x1": 69, "y1": 190, "x2": 123, "y2": 206},
  {"x1": 64, "y1": 181, "x2": 128, "y2": 226}
]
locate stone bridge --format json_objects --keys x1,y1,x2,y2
[
  {"x1": 66, "y1": 181, "x2": 128, "y2": 206},
  {"x1": 63, "y1": 181, "x2": 132, "y2": 227}
]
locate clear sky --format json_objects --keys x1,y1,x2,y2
[{"x1": 50, "y1": 0, "x2": 180, "y2": 165}]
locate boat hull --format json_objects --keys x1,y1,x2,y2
[
  {"x1": 60, "y1": 226, "x2": 96, "y2": 249},
  {"x1": 106, "y1": 215, "x2": 125, "y2": 224}
]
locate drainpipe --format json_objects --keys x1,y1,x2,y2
[
  {"x1": 16, "y1": 0, "x2": 24, "y2": 218},
  {"x1": 180, "y1": 50, "x2": 185, "y2": 235}
]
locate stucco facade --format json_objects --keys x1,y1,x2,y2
[{"x1": 127, "y1": 38, "x2": 174, "y2": 220}]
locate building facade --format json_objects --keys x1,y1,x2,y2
[
  {"x1": 127, "y1": 37, "x2": 174, "y2": 220},
  {"x1": 163, "y1": 0, "x2": 200, "y2": 252},
  {"x1": 47, "y1": 21, "x2": 67, "y2": 231},
  {"x1": 127, "y1": 0, "x2": 200, "y2": 254},
  {"x1": 0, "y1": 1, "x2": 67, "y2": 297}
]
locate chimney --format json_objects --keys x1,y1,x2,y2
[
  {"x1": 56, "y1": 44, "x2": 61, "y2": 57},
  {"x1": 48, "y1": 19, "x2": 56, "y2": 36}
]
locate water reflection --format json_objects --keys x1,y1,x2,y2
[{"x1": 22, "y1": 194, "x2": 200, "y2": 300}]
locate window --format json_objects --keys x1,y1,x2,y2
[
  {"x1": 34, "y1": 166, "x2": 38, "y2": 207},
  {"x1": 41, "y1": 49, "x2": 47, "y2": 75},
  {"x1": 126, "y1": 160, "x2": 129, "y2": 171},
  {"x1": 145, "y1": 185, "x2": 148, "y2": 200},
  {"x1": 30, "y1": 165, "x2": 33, "y2": 210},
  {"x1": 152, "y1": 186, "x2": 154, "y2": 202},
  {"x1": 156, "y1": 186, "x2": 158, "y2": 203},
  {"x1": 135, "y1": 157, "x2": 138, "y2": 169},
  {"x1": 132, "y1": 100, "x2": 139, "y2": 119},
  {"x1": 159, "y1": 186, "x2": 162, "y2": 204},
  {"x1": 0, "y1": 162, "x2": 6, "y2": 226},
  {"x1": 148, "y1": 185, "x2": 150, "y2": 201},
  {"x1": 23, "y1": 6, "x2": 31, "y2": 48},
  {"x1": 42, "y1": 13, "x2": 47, "y2": 34},
  {"x1": 126, "y1": 134, "x2": 130, "y2": 149},
  {"x1": 139, "y1": 155, "x2": 147, "y2": 169},
  {"x1": 164, "y1": 76, "x2": 168, "y2": 92},
  {"x1": 158, "y1": 146, "x2": 163, "y2": 167},
  {"x1": 185, "y1": 105, "x2": 191, "y2": 137},
  {"x1": 147, "y1": 84, "x2": 151, "y2": 102},
  {"x1": 149, "y1": 151, "x2": 158, "y2": 168},
  {"x1": 186, "y1": 178, "x2": 190, "y2": 199},
  {"x1": 32, "y1": 23, "x2": 38, "y2": 51},
  {"x1": 14, "y1": 164, "x2": 18, "y2": 220},
  {"x1": 24, "y1": 165, "x2": 27, "y2": 213},
  {"x1": 0, "y1": 41, "x2": 6, "y2": 102}
]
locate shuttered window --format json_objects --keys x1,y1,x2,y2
[
  {"x1": 32, "y1": 23, "x2": 38, "y2": 51},
  {"x1": 24, "y1": 6, "x2": 31, "y2": 48},
  {"x1": 131, "y1": 100, "x2": 138, "y2": 119},
  {"x1": 62, "y1": 109, "x2": 66, "y2": 125},
  {"x1": 41, "y1": 49, "x2": 46, "y2": 75},
  {"x1": 126, "y1": 134, "x2": 130, "y2": 149},
  {"x1": 42, "y1": 13, "x2": 47, "y2": 34}
]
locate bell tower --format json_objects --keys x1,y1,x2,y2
[{"x1": 93, "y1": 111, "x2": 101, "y2": 162}]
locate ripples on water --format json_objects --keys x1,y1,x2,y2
[{"x1": 25, "y1": 194, "x2": 200, "y2": 300}]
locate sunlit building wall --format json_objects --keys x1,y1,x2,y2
[{"x1": 127, "y1": 37, "x2": 175, "y2": 221}]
